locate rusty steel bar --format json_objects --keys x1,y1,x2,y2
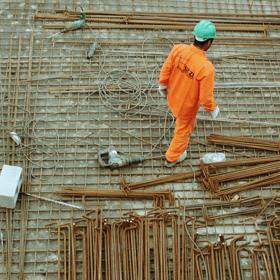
[{"x1": 44, "y1": 209, "x2": 280, "y2": 279}]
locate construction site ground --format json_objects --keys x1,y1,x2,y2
[{"x1": 0, "y1": 0, "x2": 280, "y2": 279}]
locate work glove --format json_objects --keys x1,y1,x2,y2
[
  {"x1": 209, "y1": 105, "x2": 220, "y2": 119},
  {"x1": 158, "y1": 84, "x2": 168, "y2": 97}
]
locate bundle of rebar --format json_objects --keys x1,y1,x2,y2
[
  {"x1": 268, "y1": 216, "x2": 280, "y2": 278},
  {"x1": 208, "y1": 134, "x2": 280, "y2": 152},
  {"x1": 201, "y1": 196, "x2": 264, "y2": 220},
  {"x1": 120, "y1": 169, "x2": 202, "y2": 191},
  {"x1": 46, "y1": 209, "x2": 196, "y2": 279},
  {"x1": 215, "y1": 172, "x2": 280, "y2": 198},
  {"x1": 57, "y1": 186, "x2": 175, "y2": 207},
  {"x1": 46, "y1": 210, "x2": 280, "y2": 280},
  {"x1": 200, "y1": 156, "x2": 280, "y2": 199},
  {"x1": 201, "y1": 155, "x2": 280, "y2": 173},
  {"x1": 35, "y1": 9, "x2": 280, "y2": 34}
]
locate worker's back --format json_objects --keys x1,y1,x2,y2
[{"x1": 159, "y1": 43, "x2": 216, "y2": 119}]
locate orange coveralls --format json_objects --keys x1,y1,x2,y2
[{"x1": 159, "y1": 43, "x2": 217, "y2": 162}]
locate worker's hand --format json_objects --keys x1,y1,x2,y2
[
  {"x1": 210, "y1": 105, "x2": 220, "y2": 119},
  {"x1": 158, "y1": 84, "x2": 168, "y2": 97}
]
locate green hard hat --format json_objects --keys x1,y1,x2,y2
[{"x1": 192, "y1": 20, "x2": 216, "y2": 39}]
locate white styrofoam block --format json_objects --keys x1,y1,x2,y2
[{"x1": 0, "y1": 165, "x2": 23, "y2": 209}]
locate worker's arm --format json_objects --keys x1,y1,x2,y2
[
  {"x1": 158, "y1": 45, "x2": 179, "y2": 97},
  {"x1": 198, "y1": 66, "x2": 219, "y2": 119},
  {"x1": 159, "y1": 45, "x2": 180, "y2": 86}
]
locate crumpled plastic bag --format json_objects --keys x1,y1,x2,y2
[{"x1": 201, "y1": 153, "x2": 226, "y2": 163}]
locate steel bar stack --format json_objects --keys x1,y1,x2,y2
[
  {"x1": 201, "y1": 196, "x2": 264, "y2": 220},
  {"x1": 46, "y1": 209, "x2": 280, "y2": 280},
  {"x1": 57, "y1": 186, "x2": 175, "y2": 208},
  {"x1": 200, "y1": 156, "x2": 280, "y2": 200},
  {"x1": 46, "y1": 208, "x2": 195, "y2": 280},
  {"x1": 35, "y1": 9, "x2": 280, "y2": 35},
  {"x1": 208, "y1": 134, "x2": 280, "y2": 153}
]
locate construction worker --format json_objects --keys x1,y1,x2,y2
[{"x1": 159, "y1": 20, "x2": 219, "y2": 167}]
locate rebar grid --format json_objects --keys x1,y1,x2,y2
[{"x1": 0, "y1": 0, "x2": 280, "y2": 279}]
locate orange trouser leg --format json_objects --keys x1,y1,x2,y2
[{"x1": 166, "y1": 116, "x2": 196, "y2": 162}]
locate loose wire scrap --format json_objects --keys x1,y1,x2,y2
[
  {"x1": 98, "y1": 69, "x2": 148, "y2": 116},
  {"x1": 96, "y1": 39, "x2": 176, "y2": 159},
  {"x1": 0, "y1": 90, "x2": 99, "y2": 179},
  {"x1": 0, "y1": 104, "x2": 60, "y2": 178}
]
